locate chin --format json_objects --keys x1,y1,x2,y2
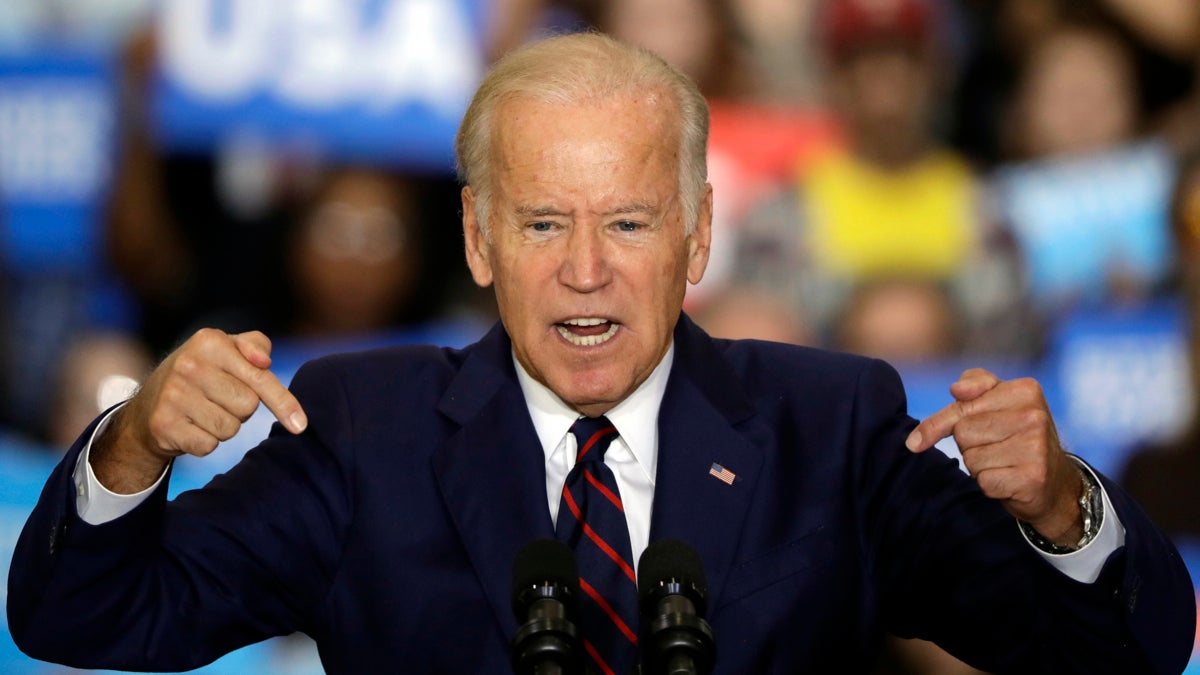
[{"x1": 554, "y1": 376, "x2": 625, "y2": 411}]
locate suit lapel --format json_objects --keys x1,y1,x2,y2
[
  {"x1": 433, "y1": 324, "x2": 555, "y2": 637},
  {"x1": 649, "y1": 316, "x2": 763, "y2": 608}
]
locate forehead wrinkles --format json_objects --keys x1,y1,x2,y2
[
  {"x1": 492, "y1": 96, "x2": 678, "y2": 207},
  {"x1": 494, "y1": 91, "x2": 676, "y2": 159}
]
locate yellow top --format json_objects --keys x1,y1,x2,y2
[{"x1": 801, "y1": 151, "x2": 977, "y2": 279}]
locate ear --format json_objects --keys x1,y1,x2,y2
[
  {"x1": 462, "y1": 186, "x2": 494, "y2": 288},
  {"x1": 686, "y1": 183, "x2": 713, "y2": 285}
]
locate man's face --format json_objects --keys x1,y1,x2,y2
[
  {"x1": 834, "y1": 46, "x2": 932, "y2": 164},
  {"x1": 462, "y1": 92, "x2": 712, "y2": 417}
]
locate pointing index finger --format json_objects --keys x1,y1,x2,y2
[
  {"x1": 230, "y1": 331, "x2": 307, "y2": 434},
  {"x1": 255, "y1": 371, "x2": 308, "y2": 435},
  {"x1": 226, "y1": 351, "x2": 307, "y2": 435},
  {"x1": 905, "y1": 369, "x2": 1002, "y2": 453},
  {"x1": 905, "y1": 401, "x2": 964, "y2": 453}
]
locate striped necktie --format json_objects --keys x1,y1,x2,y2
[{"x1": 555, "y1": 416, "x2": 639, "y2": 675}]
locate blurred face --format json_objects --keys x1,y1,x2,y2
[
  {"x1": 463, "y1": 93, "x2": 712, "y2": 416},
  {"x1": 833, "y1": 46, "x2": 933, "y2": 166},
  {"x1": 604, "y1": 0, "x2": 717, "y2": 85},
  {"x1": 293, "y1": 171, "x2": 416, "y2": 335},
  {"x1": 51, "y1": 335, "x2": 151, "y2": 448},
  {"x1": 1020, "y1": 30, "x2": 1136, "y2": 157},
  {"x1": 838, "y1": 280, "x2": 955, "y2": 363}
]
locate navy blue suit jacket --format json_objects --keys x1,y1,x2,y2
[{"x1": 8, "y1": 316, "x2": 1195, "y2": 673}]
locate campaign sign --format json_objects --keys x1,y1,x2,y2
[
  {"x1": 1047, "y1": 301, "x2": 1191, "y2": 479},
  {"x1": 0, "y1": 51, "x2": 116, "y2": 275},
  {"x1": 990, "y1": 141, "x2": 1174, "y2": 309},
  {"x1": 897, "y1": 299, "x2": 1190, "y2": 482},
  {"x1": 154, "y1": 0, "x2": 487, "y2": 170}
]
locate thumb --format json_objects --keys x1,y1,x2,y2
[
  {"x1": 949, "y1": 368, "x2": 1000, "y2": 403},
  {"x1": 233, "y1": 331, "x2": 273, "y2": 370}
]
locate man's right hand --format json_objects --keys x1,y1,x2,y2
[{"x1": 91, "y1": 329, "x2": 308, "y2": 494}]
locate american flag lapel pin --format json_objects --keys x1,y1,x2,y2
[{"x1": 708, "y1": 462, "x2": 737, "y2": 486}]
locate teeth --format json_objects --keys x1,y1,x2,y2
[
  {"x1": 563, "y1": 317, "x2": 607, "y2": 326},
  {"x1": 556, "y1": 321, "x2": 619, "y2": 347}
]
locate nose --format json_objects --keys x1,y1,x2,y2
[{"x1": 558, "y1": 225, "x2": 612, "y2": 292}]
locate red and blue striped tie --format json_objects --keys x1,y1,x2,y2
[{"x1": 556, "y1": 416, "x2": 639, "y2": 675}]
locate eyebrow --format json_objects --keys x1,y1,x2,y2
[
  {"x1": 512, "y1": 202, "x2": 660, "y2": 218},
  {"x1": 514, "y1": 205, "x2": 567, "y2": 218},
  {"x1": 608, "y1": 201, "x2": 659, "y2": 216}
]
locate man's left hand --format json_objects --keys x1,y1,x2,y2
[{"x1": 905, "y1": 368, "x2": 1085, "y2": 547}]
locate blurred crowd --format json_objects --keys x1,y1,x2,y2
[{"x1": 2, "y1": 0, "x2": 1200, "y2": 673}]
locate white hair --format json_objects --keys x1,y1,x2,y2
[{"x1": 455, "y1": 32, "x2": 709, "y2": 239}]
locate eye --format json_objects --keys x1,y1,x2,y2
[
  {"x1": 615, "y1": 220, "x2": 641, "y2": 232},
  {"x1": 528, "y1": 221, "x2": 554, "y2": 232}
]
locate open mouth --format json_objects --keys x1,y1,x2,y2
[{"x1": 555, "y1": 317, "x2": 620, "y2": 347}]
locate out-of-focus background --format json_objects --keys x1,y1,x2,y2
[{"x1": 0, "y1": 0, "x2": 1198, "y2": 673}]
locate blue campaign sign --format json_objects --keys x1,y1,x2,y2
[
  {"x1": 153, "y1": 0, "x2": 488, "y2": 171},
  {"x1": 0, "y1": 51, "x2": 117, "y2": 275},
  {"x1": 1045, "y1": 300, "x2": 1191, "y2": 479},
  {"x1": 990, "y1": 140, "x2": 1174, "y2": 310}
]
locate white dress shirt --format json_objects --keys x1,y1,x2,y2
[
  {"x1": 514, "y1": 344, "x2": 673, "y2": 574},
  {"x1": 74, "y1": 343, "x2": 1123, "y2": 582}
]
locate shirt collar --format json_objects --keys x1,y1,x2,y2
[{"x1": 514, "y1": 343, "x2": 674, "y2": 485}]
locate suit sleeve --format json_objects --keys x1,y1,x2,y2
[
  {"x1": 849, "y1": 358, "x2": 1195, "y2": 675},
  {"x1": 7, "y1": 357, "x2": 355, "y2": 672}
]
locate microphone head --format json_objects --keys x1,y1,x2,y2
[
  {"x1": 511, "y1": 539, "x2": 580, "y2": 618},
  {"x1": 637, "y1": 539, "x2": 709, "y2": 615}
]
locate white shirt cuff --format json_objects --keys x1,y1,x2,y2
[
  {"x1": 72, "y1": 402, "x2": 168, "y2": 525},
  {"x1": 1021, "y1": 462, "x2": 1125, "y2": 584}
]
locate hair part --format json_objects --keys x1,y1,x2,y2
[{"x1": 455, "y1": 32, "x2": 710, "y2": 240}]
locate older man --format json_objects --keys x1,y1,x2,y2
[{"x1": 8, "y1": 33, "x2": 1194, "y2": 675}]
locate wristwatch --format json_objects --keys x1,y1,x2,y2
[{"x1": 1019, "y1": 459, "x2": 1104, "y2": 555}]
